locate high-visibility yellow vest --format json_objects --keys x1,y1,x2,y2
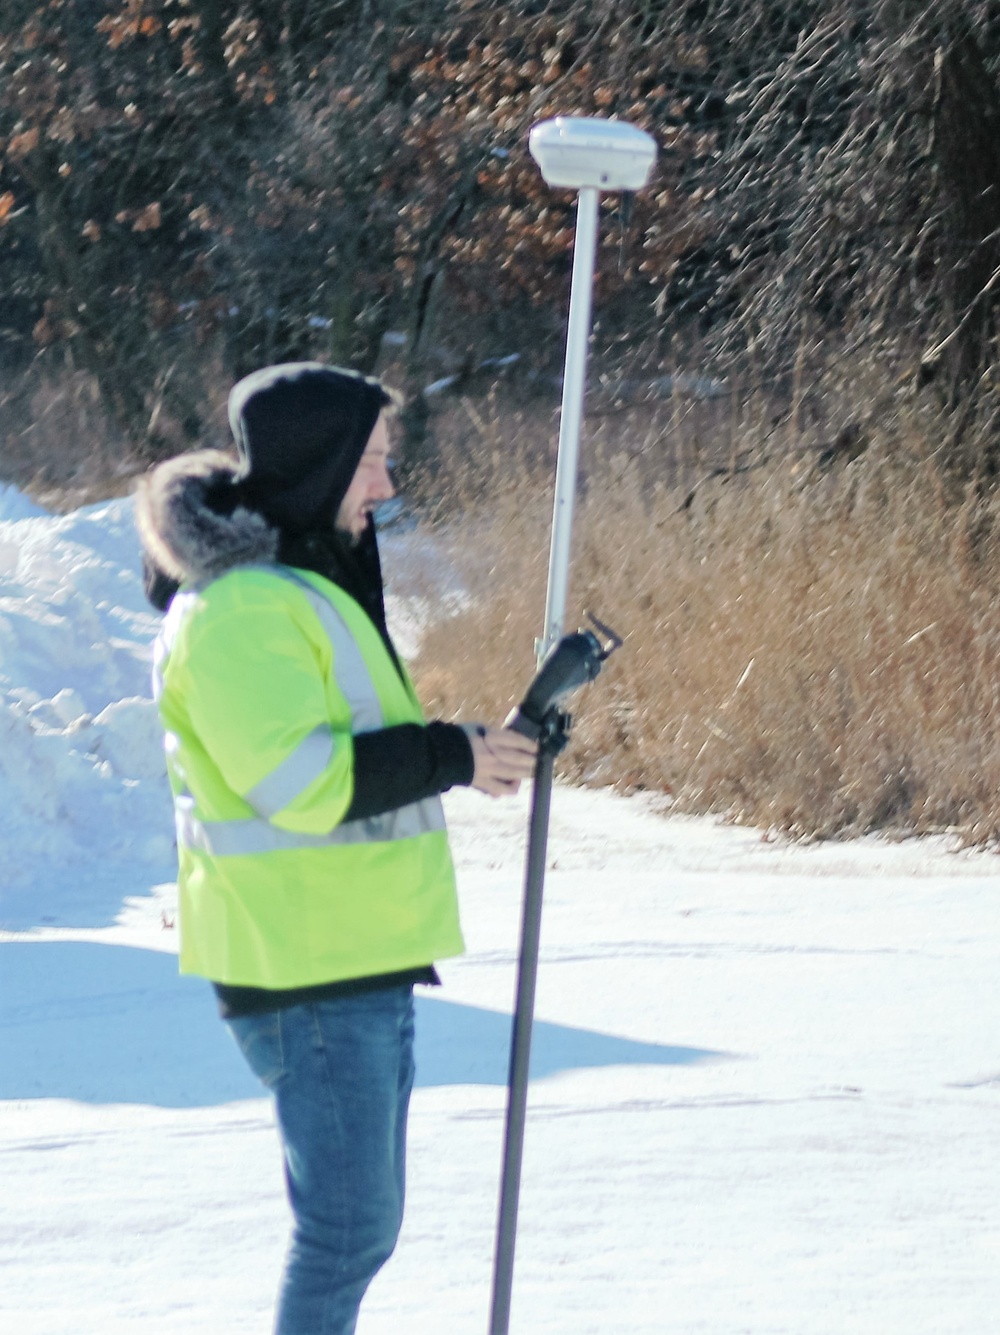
[{"x1": 153, "y1": 564, "x2": 464, "y2": 988}]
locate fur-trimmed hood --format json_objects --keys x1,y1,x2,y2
[
  {"x1": 136, "y1": 363, "x2": 395, "y2": 613},
  {"x1": 135, "y1": 449, "x2": 279, "y2": 589}
]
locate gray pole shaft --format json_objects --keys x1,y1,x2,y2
[
  {"x1": 488, "y1": 748, "x2": 555, "y2": 1335},
  {"x1": 489, "y1": 186, "x2": 603, "y2": 1335},
  {"x1": 540, "y1": 185, "x2": 600, "y2": 660}
]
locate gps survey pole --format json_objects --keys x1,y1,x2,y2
[{"x1": 488, "y1": 118, "x2": 657, "y2": 1335}]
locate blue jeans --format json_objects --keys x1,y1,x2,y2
[{"x1": 227, "y1": 985, "x2": 416, "y2": 1335}]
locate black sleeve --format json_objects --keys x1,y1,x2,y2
[{"x1": 342, "y1": 720, "x2": 475, "y2": 821}]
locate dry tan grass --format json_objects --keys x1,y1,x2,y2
[
  {"x1": 0, "y1": 356, "x2": 232, "y2": 512},
  {"x1": 0, "y1": 372, "x2": 144, "y2": 510},
  {"x1": 407, "y1": 393, "x2": 1000, "y2": 842}
]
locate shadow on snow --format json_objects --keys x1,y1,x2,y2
[{"x1": 0, "y1": 940, "x2": 727, "y2": 1108}]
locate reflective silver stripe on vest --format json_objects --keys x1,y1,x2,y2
[
  {"x1": 243, "y1": 724, "x2": 335, "y2": 818},
  {"x1": 175, "y1": 792, "x2": 445, "y2": 857},
  {"x1": 258, "y1": 566, "x2": 385, "y2": 735},
  {"x1": 157, "y1": 564, "x2": 446, "y2": 855}
]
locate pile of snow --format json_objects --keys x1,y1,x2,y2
[{"x1": 0, "y1": 491, "x2": 174, "y2": 921}]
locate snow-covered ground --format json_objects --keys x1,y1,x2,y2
[{"x1": 1, "y1": 489, "x2": 999, "y2": 1334}]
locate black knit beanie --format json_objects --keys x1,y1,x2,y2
[{"x1": 228, "y1": 362, "x2": 393, "y2": 536}]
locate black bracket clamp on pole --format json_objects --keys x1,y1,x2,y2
[
  {"x1": 505, "y1": 612, "x2": 623, "y2": 747},
  {"x1": 488, "y1": 614, "x2": 622, "y2": 1335}
]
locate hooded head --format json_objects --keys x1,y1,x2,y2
[
  {"x1": 135, "y1": 362, "x2": 397, "y2": 608},
  {"x1": 228, "y1": 362, "x2": 394, "y2": 537}
]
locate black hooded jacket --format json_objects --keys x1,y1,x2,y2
[{"x1": 136, "y1": 364, "x2": 474, "y2": 1014}]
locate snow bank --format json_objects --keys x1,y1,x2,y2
[{"x1": 0, "y1": 492, "x2": 174, "y2": 917}]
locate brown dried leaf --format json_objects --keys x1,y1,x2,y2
[
  {"x1": 132, "y1": 201, "x2": 161, "y2": 232},
  {"x1": 8, "y1": 127, "x2": 40, "y2": 158}
]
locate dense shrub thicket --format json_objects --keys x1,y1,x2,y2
[{"x1": 4, "y1": 1, "x2": 1000, "y2": 482}]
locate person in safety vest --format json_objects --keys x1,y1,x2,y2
[{"x1": 135, "y1": 362, "x2": 537, "y2": 1334}]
